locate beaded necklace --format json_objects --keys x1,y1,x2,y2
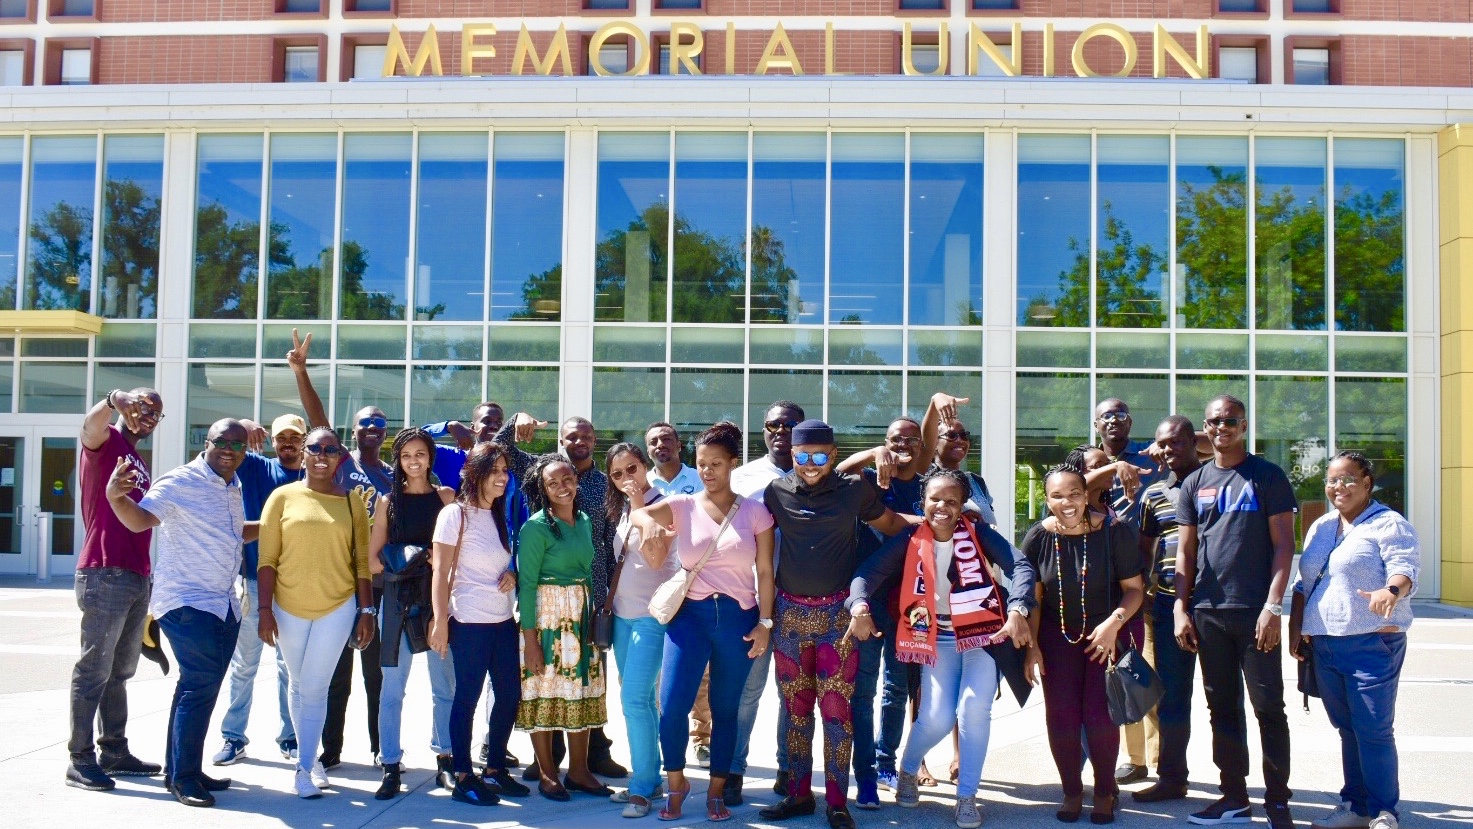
[{"x1": 1052, "y1": 527, "x2": 1089, "y2": 644}]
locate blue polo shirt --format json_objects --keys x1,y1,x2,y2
[{"x1": 236, "y1": 452, "x2": 303, "y2": 579}]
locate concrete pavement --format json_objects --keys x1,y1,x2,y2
[{"x1": 2, "y1": 577, "x2": 1471, "y2": 829}]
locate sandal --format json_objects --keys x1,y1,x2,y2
[
  {"x1": 917, "y1": 762, "x2": 938, "y2": 788},
  {"x1": 707, "y1": 795, "x2": 732, "y2": 822},
  {"x1": 1091, "y1": 793, "x2": 1117, "y2": 825},
  {"x1": 658, "y1": 782, "x2": 691, "y2": 821}
]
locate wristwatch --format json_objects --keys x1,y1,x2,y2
[
  {"x1": 1384, "y1": 584, "x2": 1402, "y2": 597},
  {"x1": 758, "y1": 617, "x2": 774, "y2": 630},
  {"x1": 1263, "y1": 601, "x2": 1283, "y2": 617},
  {"x1": 358, "y1": 606, "x2": 378, "y2": 617}
]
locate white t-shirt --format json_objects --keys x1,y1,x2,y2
[
  {"x1": 433, "y1": 502, "x2": 514, "y2": 624},
  {"x1": 730, "y1": 455, "x2": 789, "y2": 499},
  {"x1": 933, "y1": 538, "x2": 955, "y2": 627}
]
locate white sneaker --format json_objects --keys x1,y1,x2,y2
[
  {"x1": 1312, "y1": 801, "x2": 1372, "y2": 829},
  {"x1": 309, "y1": 761, "x2": 329, "y2": 789},
  {"x1": 696, "y1": 744, "x2": 711, "y2": 769},
  {"x1": 611, "y1": 783, "x2": 666, "y2": 803},
  {"x1": 956, "y1": 797, "x2": 983, "y2": 829},
  {"x1": 295, "y1": 768, "x2": 322, "y2": 799},
  {"x1": 1368, "y1": 812, "x2": 1398, "y2": 829}
]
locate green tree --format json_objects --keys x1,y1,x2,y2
[
  {"x1": 26, "y1": 201, "x2": 92, "y2": 311},
  {"x1": 1177, "y1": 166, "x2": 1250, "y2": 328},
  {"x1": 1023, "y1": 201, "x2": 1168, "y2": 328},
  {"x1": 1334, "y1": 186, "x2": 1405, "y2": 332},
  {"x1": 99, "y1": 179, "x2": 160, "y2": 318}
]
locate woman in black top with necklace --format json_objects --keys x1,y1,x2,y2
[{"x1": 1021, "y1": 464, "x2": 1145, "y2": 825}]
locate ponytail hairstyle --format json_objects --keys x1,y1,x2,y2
[
  {"x1": 455, "y1": 441, "x2": 511, "y2": 551},
  {"x1": 522, "y1": 453, "x2": 577, "y2": 540},
  {"x1": 603, "y1": 442, "x2": 651, "y2": 530},
  {"x1": 384, "y1": 428, "x2": 437, "y2": 543},
  {"x1": 694, "y1": 420, "x2": 743, "y2": 461}
]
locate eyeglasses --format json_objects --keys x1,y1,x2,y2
[
  {"x1": 888, "y1": 436, "x2": 922, "y2": 447},
  {"x1": 1205, "y1": 417, "x2": 1243, "y2": 429},
  {"x1": 1096, "y1": 411, "x2": 1130, "y2": 423},
  {"x1": 1325, "y1": 475, "x2": 1362, "y2": 488},
  {"x1": 357, "y1": 416, "x2": 388, "y2": 429},
  {"x1": 940, "y1": 429, "x2": 970, "y2": 441},
  {"x1": 138, "y1": 406, "x2": 165, "y2": 421},
  {"x1": 208, "y1": 438, "x2": 247, "y2": 452},
  {"x1": 764, "y1": 419, "x2": 799, "y2": 433},
  {"x1": 305, "y1": 444, "x2": 345, "y2": 456},
  {"x1": 794, "y1": 451, "x2": 831, "y2": 467}
]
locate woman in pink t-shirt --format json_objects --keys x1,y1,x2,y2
[{"x1": 631, "y1": 422, "x2": 775, "y2": 822}]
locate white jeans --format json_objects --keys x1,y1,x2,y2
[{"x1": 275, "y1": 599, "x2": 358, "y2": 772}]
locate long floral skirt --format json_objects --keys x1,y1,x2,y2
[{"x1": 516, "y1": 583, "x2": 607, "y2": 733}]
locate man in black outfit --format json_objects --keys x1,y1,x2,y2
[{"x1": 1173, "y1": 395, "x2": 1297, "y2": 829}]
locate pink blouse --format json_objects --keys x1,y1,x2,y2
[{"x1": 666, "y1": 494, "x2": 775, "y2": 610}]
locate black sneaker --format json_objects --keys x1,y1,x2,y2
[
  {"x1": 452, "y1": 774, "x2": 501, "y2": 806},
  {"x1": 485, "y1": 769, "x2": 530, "y2": 797},
  {"x1": 504, "y1": 750, "x2": 521, "y2": 769},
  {"x1": 828, "y1": 805, "x2": 857, "y2": 829},
  {"x1": 100, "y1": 753, "x2": 162, "y2": 777},
  {"x1": 279, "y1": 739, "x2": 298, "y2": 760},
  {"x1": 168, "y1": 777, "x2": 215, "y2": 808},
  {"x1": 374, "y1": 763, "x2": 402, "y2": 801},
  {"x1": 1266, "y1": 801, "x2": 1297, "y2": 829},
  {"x1": 65, "y1": 762, "x2": 115, "y2": 792},
  {"x1": 724, "y1": 773, "x2": 744, "y2": 806},
  {"x1": 1188, "y1": 797, "x2": 1254, "y2": 825},
  {"x1": 317, "y1": 753, "x2": 341, "y2": 771}
]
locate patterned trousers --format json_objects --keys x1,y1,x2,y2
[{"x1": 774, "y1": 590, "x2": 859, "y2": 809}]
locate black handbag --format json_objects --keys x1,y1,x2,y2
[{"x1": 1106, "y1": 642, "x2": 1165, "y2": 726}]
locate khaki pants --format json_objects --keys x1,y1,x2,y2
[
  {"x1": 1121, "y1": 603, "x2": 1160, "y2": 768},
  {"x1": 690, "y1": 667, "x2": 712, "y2": 746}
]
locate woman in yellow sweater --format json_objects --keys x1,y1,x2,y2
[{"x1": 258, "y1": 427, "x2": 374, "y2": 799}]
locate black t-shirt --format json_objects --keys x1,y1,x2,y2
[
  {"x1": 1177, "y1": 454, "x2": 1297, "y2": 610},
  {"x1": 1022, "y1": 519, "x2": 1143, "y2": 633},
  {"x1": 765, "y1": 471, "x2": 887, "y2": 598}
]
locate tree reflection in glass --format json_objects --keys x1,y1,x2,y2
[
  {"x1": 193, "y1": 134, "x2": 266, "y2": 319},
  {"x1": 1334, "y1": 138, "x2": 1404, "y2": 332},
  {"x1": 1175, "y1": 136, "x2": 1249, "y2": 328},
  {"x1": 340, "y1": 133, "x2": 411, "y2": 321},
  {"x1": 1255, "y1": 137, "x2": 1327, "y2": 331},
  {"x1": 1017, "y1": 134, "x2": 1089, "y2": 326},
  {"x1": 0, "y1": 137, "x2": 22, "y2": 311},
  {"x1": 595, "y1": 133, "x2": 669, "y2": 323},
  {"x1": 266, "y1": 134, "x2": 336, "y2": 320},
  {"x1": 25, "y1": 135, "x2": 97, "y2": 312},
  {"x1": 99, "y1": 135, "x2": 164, "y2": 319}
]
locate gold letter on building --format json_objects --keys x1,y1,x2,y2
[
  {"x1": 1152, "y1": 24, "x2": 1208, "y2": 79},
  {"x1": 968, "y1": 22, "x2": 1021, "y2": 77},
  {"x1": 825, "y1": 22, "x2": 849, "y2": 75},
  {"x1": 1072, "y1": 23, "x2": 1137, "y2": 78},
  {"x1": 902, "y1": 22, "x2": 948, "y2": 76},
  {"x1": 589, "y1": 21, "x2": 651, "y2": 76},
  {"x1": 513, "y1": 24, "x2": 573, "y2": 76},
  {"x1": 384, "y1": 24, "x2": 444, "y2": 77},
  {"x1": 462, "y1": 23, "x2": 497, "y2": 77},
  {"x1": 670, "y1": 21, "x2": 704, "y2": 75},
  {"x1": 756, "y1": 23, "x2": 803, "y2": 75}
]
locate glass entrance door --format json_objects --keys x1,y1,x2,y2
[{"x1": 0, "y1": 426, "x2": 81, "y2": 577}]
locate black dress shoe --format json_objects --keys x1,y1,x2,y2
[
  {"x1": 437, "y1": 755, "x2": 456, "y2": 791},
  {"x1": 1114, "y1": 763, "x2": 1147, "y2": 784},
  {"x1": 199, "y1": 773, "x2": 231, "y2": 792},
  {"x1": 522, "y1": 759, "x2": 542, "y2": 781},
  {"x1": 375, "y1": 763, "x2": 402, "y2": 800},
  {"x1": 588, "y1": 755, "x2": 628, "y2": 778},
  {"x1": 760, "y1": 794, "x2": 818, "y2": 821},
  {"x1": 772, "y1": 769, "x2": 792, "y2": 795},
  {"x1": 723, "y1": 773, "x2": 744, "y2": 806},
  {"x1": 538, "y1": 780, "x2": 572, "y2": 802},
  {"x1": 563, "y1": 773, "x2": 615, "y2": 797},
  {"x1": 828, "y1": 805, "x2": 857, "y2": 829},
  {"x1": 1132, "y1": 782, "x2": 1189, "y2": 803},
  {"x1": 169, "y1": 778, "x2": 216, "y2": 808},
  {"x1": 504, "y1": 750, "x2": 521, "y2": 769}
]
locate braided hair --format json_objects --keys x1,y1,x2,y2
[
  {"x1": 382, "y1": 428, "x2": 436, "y2": 544},
  {"x1": 1045, "y1": 461, "x2": 1086, "y2": 489},
  {"x1": 522, "y1": 453, "x2": 577, "y2": 541},
  {"x1": 1330, "y1": 449, "x2": 1376, "y2": 486},
  {"x1": 603, "y1": 442, "x2": 651, "y2": 531},
  {"x1": 921, "y1": 466, "x2": 971, "y2": 499},
  {"x1": 457, "y1": 441, "x2": 511, "y2": 551}
]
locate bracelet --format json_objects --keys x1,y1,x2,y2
[
  {"x1": 853, "y1": 611, "x2": 872, "y2": 618},
  {"x1": 105, "y1": 389, "x2": 121, "y2": 410}
]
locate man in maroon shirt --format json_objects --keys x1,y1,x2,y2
[{"x1": 66, "y1": 387, "x2": 166, "y2": 792}]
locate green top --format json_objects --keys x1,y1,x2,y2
[{"x1": 517, "y1": 509, "x2": 595, "y2": 630}]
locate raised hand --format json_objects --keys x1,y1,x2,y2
[
  {"x1": 931, "y1": 392, "x2": 971, "y2": 423},
  {"x1": 240, "y1": 419, "x2": 268, "y2": 453},
  {"x1": 512, "y1": 412, "x2": 548, "y2": 443},
  {"x1": 287, "y1": 328, "x2": 312, "y2": 370},
  {"x1": 105, "y1": 456, "x2": 140, "y2": 501}
]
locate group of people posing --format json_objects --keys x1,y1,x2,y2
[{"x1": 64, "y1": 330, "x2": 1421, "y2": 829}]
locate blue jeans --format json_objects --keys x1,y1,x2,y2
[
  {"x1": 157, "y1": 605, "x2": 239, "y2": 785},
  {"x1": 378, "y1": 629, "x2": 455, "y2": 764},
  {"x1": 613, "y1": 614, "x2": 667, "y2": 797},
  {"x1": 659, "y1": 594, "x2": 756, "y2": 776},
  {"x1": 901, "y1": 634, "x2": 998, "y2": 800},
  {"x1": 1312, "y1": 632, "x2": 1407, "y2": 818},
  {"x1": 731, "y1": 642, "x2": 788, "y2": 775},
  {"x1": 1152, "y1": 592, "x2": 1195, "y2": 786},
  {"x1": 449, "y1": 618, "x2": 520, "y2": 776},
  {"x1": 853, "y1": 615, "x2": 909, "y2": 781},
  {"x1": 220, "y1": 579, "x2": 295, "y2": 747},
  {"x1": 69, "y1": 568, "x2": 150, "y2": 763}
]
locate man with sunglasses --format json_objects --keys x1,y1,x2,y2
[
  {"x1": 67, "y1": 387, "x2": 167, "y2": 792},
  {"x1": 760, "y1": 420, "x2": 917, "y2": 829},
  {"x1": 103, "y1": 419, "x2": 260, "y2": 807},
  {"x1": 1174, "y1": 395, "x2": 1298, "y2": 829}
]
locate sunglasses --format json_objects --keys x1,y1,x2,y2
[
  {"x1": 358, "y1": 416, "x2": 388, "y2": 429},
  {"x1": 794, "y1": 451, "x2": 831, "y2": 467},
  {"x1": 764, "y1": 419, "x2": 799, "y2": 433},
  {"x1": 1096, "y1": 411, "x2": 1130, "y2": 423},
  {"x1": 888, "y1": 435, "x2": 922, "y2": 447},
  {"x1": 305, "y1": 444, "x2": 345, "y2": 456},
  {"x1": 138, "y1": 405, "x2": 165, "y2": 421},
  {"x1": 941, "y1": 429, "x2": 971, "y2": 441},
  {"x1": 1325, "y1": 476, "x2": 1362, "y2": 488},
  {"x1": 1205, "y1": 417, "x2": 1244, "y2": 429},
  {"x1": 208, "y1": 438, "x2": 247, "y2": 452}
]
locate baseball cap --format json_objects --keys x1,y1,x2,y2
[{"x1": 271, "y1": 414, "x2": 307, "y2": 437}]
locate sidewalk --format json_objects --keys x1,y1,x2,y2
[{"x1": 2, "y1": 578, "x2": 1470, "y2": 829}]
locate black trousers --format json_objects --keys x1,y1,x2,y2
[
  {"x1": 1194, "y1": 607, "x2": 1291, "y2": 804},
  {"x1": 322, "y1": 592, "x2": 384, "y2": 760}
]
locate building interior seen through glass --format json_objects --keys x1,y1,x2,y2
[{"x1": 0, "y1": 129, "x2": 1408, "y2": 544}]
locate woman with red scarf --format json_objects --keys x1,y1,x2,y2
[{"x1": 845, "y1": 469, "x2": 1036, "y2": 829}]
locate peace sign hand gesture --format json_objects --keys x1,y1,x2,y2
[{"x1": 287, "y1": 328, "x2": 312, "y2": 370}]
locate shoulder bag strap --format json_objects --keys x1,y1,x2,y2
[
  {"x1": 686, "y1": 496, "x2": 742, "y2": 580},
  {"x1": 446, "y1": 504, "x2": 467, "y2": 592},
  {"x1": 1306, "y1": 510, "x2": 1375, "y2": 600}
]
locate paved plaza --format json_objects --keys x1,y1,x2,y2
[{"x1": 2, "y1": 577, "x2": 1470, "y2": 829}]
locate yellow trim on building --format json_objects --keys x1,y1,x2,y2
[
  {"x1": 0, "y1": 311, "x2": 105, "y2": 336},
  {"x1": 1439, "y1": 124, "x2": 1473, "y2": 607}
]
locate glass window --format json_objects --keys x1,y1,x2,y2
[
  {"x1": 1097, "y1": 331, "x2": 1168, "y2": 369},
  {"x1": 0, "y1": 51, "x2": 25, "y2": 86},
  {"x1": 1255, "y1": 374, "x2": 1328, "y2": 542},
  {"x1": 909, "y1": 134, "x2": 983, "y2": 326},
  {"x1": 416, "y1": 133, "x2": 487, "y2": 322},
  {"x1": 1292, "y1": 48, "x2": 1330, "y2": 85},
  {"x1": 96, "y1": 322, "x2": 155, "y2": 358},
  {"x1": 829, "y1": 328, "x2": 902, "y2": 366},
  {"x1": 1096, "y1": 373, "x2": 1169, "y2": 440},
  {"x1": 1335, "y1": 377, "x2": 1405, "y2": 515},
  {"x1": 1176, "y1": 136, "x2": 1248, "y2": 328},
  {"x1": 672, "y1": 326, "x2": 743, "y2": 363},
  {"x1": 1176, "y1": 332, "x2": 1248, "y2": 370},
  {"x1": 828, "y1": 369, "x2": 902, "y2": 458},
  {"x1": 1017, "y1": 134, "x2": 1090, "y2": 326},
  {"x1": 1333, "y1": 138, "x2": 1404, "y2": 332},
  {"x1": 353, "y1": 44, "x2": 387, "y2": 79},
  {"x1": 99, "y1": 135, "x2": 163, "y2": 319},
  {"x1": 658, "y1": 43, "x2": 702, "y2": 75},
  {"x1": 60, "y1": 48, "x2": 90, "y2": 84},
  {"x1": 1256, "y1": 136, "x2": 1327, "y2": 330},
  {"x1": 747, "y1": 368, "x2": 819, "y2": 460},
  {"x1": 594, "y1": 325, "x2": 664, "y2": 363},
  {"x1": 906, "y1": 371, "x2": 983, "y2": 430},
  {"x1": 486, "y1": 366, "x2": 559, "y2": 425},
  {"x1": 334, "y1": 364, "x2": 405, "y2": 429},
  {"x1": 1174, "y1": 374, "x2": 1248, "y2": 424},
  {"x1": 595, "y1": 133, "x2": 669, "y2": 323},
  {"x1": 1014, "y1": 372, "x2": 1089, "y2": 539},
  {"x1": 347, "y1": 0, "x2": 392, "y2": 11},
  {"x1": 910, "y1": 329, "x2": 982, "y2": 367},
  {"x1": 188, "y1": 323, "x2": 256, "y2": 359},
  {"x1": 749, "y1": 326, "x2": 822, "y2": 365},
  {"x1": 1217, "y1": 0, "x2": 1262, "y2": 10},
  {"x1": 57, "y1": 0, "x2": 93, "y2": 12},
  {"x1": 25, "y1": 135, "x2": 97, "y2": 311},
  {"x1": 972, "y1": 0, "x2": 1018, "y2": 8},
  {"x1": 0, "y1": 137, "x2": 22, "y2": 310},
  {"x1": 20, "y1": 361, "x2": 86, "y2": 412},
  {"x1": 337, "y1": 324, "x2": 405, "y2": 360},
  {"x1": 1, "y1": 0, "x2": 30, "y2": 17},
  {"x1": 266, "y1": 133, "x2": 337, "y2": 320},
  {"x1": 283, "y1": 46, "x2": 319, "y2": 83},
  {"x1": 280, "y1": 0, "x2": 321, "y2": 13},
  {"x1": 1096, "y1": 136, "x2": 1168, "y2": 328},
  {"x1": 260, "y1": 361, "x2": 323, "y2": 425},
  {"x1": 670, "y1": 368, "x2": 743, "y2": 435},
  {"x1": 20, "y1": 337, "x2": 85, "y2": 357},
  {"x1": 655, "y1": 0, "x2": 703, "y2": 8},
  {"x1": 591, "y1": 43, "x2": 628, "y2": 75},
  {"x1": 494, "y1": 133, "x2": 565, "y2": 321},
  {"x1": 586, "y1": 0, "x2": 629, "y2": 8},
  {"x1": 975, "y1": 42, "x2": 1013, "y2": 78},
  {"x1": 1218, "y1": 47, "x2": 1258, "y2": 82},
  {"x1": 340, "y1": 133, "x2": 411, "y2": 321},
  {"x1": 1256, "y1": 332, "x2": 1328, "y2": 371},
  {"x1": 410, "y1": 365, "x2": 481, "y2": 426},
  {"x1": 1015, "y1": 329, "x2": 1088, "y2": 367},
  {"x1": 193, "y1": 134, "x2": 264, "y2": 319},
  {"x1": 593, "y1": 366, "x2": 666, "y2": 445},
  {"x1": 907, "y1": 44, "x2": 942, "y2": 73},
  {"x1": 752, "y1": 133, "x2": 825, "y2": 324},
  {"x1": 412, "y1": 324, "x2": 482, "y2": 361},
  {"x1": 830, "y1": 134, "x2": 903, "y2": 325},
  {"x1": 672, "y1": 132, "x2": 747, "y2": 324},
  {"x1": 93, "y1": 363, "x2": 155, "y2": 406},
  {"x1": 1335, "y1": 335, "x2": 1405, "y2": 373},
  {"x1": 0, "y1": 362, "x2": 11, "y2": 412},
  {"x1": 189, "y1": 363, "x2": 257, "y2": 438},
  {"x1": 488, "y1": 324, "x2": 559, "y2": 362},
  {"x1": 1292, "y1": 0, "x2": 1334, "y2": 12}
]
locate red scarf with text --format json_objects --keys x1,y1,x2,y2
[{"x1": 895, "y1": 518, "x2": 1006, "y2": 666}]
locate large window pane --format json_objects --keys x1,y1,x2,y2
[
  {"x1": 596, "y1": 133, "x2": 669, "y2": 323},
  {"x1": 830, "y1": 134, "x2": 903, "y2": 325},
  {"x1": 193, "y1": 134, "x2": 264, "y2": 319},
  {"x1": 1096, "y1": 373, "x2": 1168, "y2": 442},
  {"x1": 752, "y1": 133, "x2": 825, "y2": 324},
  {"x1": 410, "y1": 365, "x2": 481, "y2": 425},
  {"x1": 593, "y1": 366, "x2": 665, "y2": 445},
  {"x1": 1335, "y1": 377, "x2": 1406, "y2": 515},
  {"x1": 1334, "y1": 138, "x2": 1404, "y2": 332},
  {"x1": 1176, "y1": 136, "x2": 1248, "y2": 328},
  {"x1": 99, "y1": 135, "x2": 163, "y2": 319},
  {"x1": 828, "y1": 369, "x2": 902, "y2": 458},
  {"x1": 909, "y1": 134, "x2": 983, "y2": 326},
  {"x1": 672, "y1": 133, "x2": 746, "y2": 324},
  {"x1": 1256, "y1": 137, "x2": 1327, "y2": 330},
  {"x1": 25, "y1": 136, "x2": 97, "y2": 311},
  {"x1": 747, "y1": 369, "x2": 820, "y2": 461},
  {"x1": 1174, "y1": 374, "x2": 1249, "y2": 424},
  {"x1": 670, "y1": 368, "x2": 743, "y2": 436},
  {"x1": 1256, "y1": 375, "x2": 1328, "y2": 543},
  {"x1": 494, "y1": 133, "x2": 565, "y2": 321},
  {"x1": 0, "y1": 137, "x2": 23, "y2": 310},
  {"x1": 486, "y1": 367, "x2": 559, "y2": 448},
  {"x1": 1017, "y1": 135, "x2": 1090, "y2": 326},
  {"x1": 414, "y1": 133, "x2": 487, "y2": 322},
  {"x1": 93, "y1": 363, "x2": 155, "y2": 409},
  {"x1": 188, "y1": 363, "x2": 257, "y2": 440},
  {"x1": 906, "y1": 371, "x2": 984, "y2": 436},
  {"x1": 261, "y1": 362, "x2": 325, "y2": 424},
  {"x1": 20, "y1": 361, "x2": 87, "y2": 412},
  {"x1": 1015, "y1": 372, "x2": 1089, "y2": 540},
  {"x1": 266, "y1": 134, "x2": 337, "y2": 320},
  {"x1": 334, "y1": 364, "x2": 405, "y2": 432},
  {"x1": 1096, "y1": 135, "x2": 1168, "y2": 328},
  {"x1": 340, "y1": 133, "x2": 410, "y2": 321}
]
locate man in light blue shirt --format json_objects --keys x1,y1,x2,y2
[{"x1": 646, "y1": 421, "x2": 701, "y2": 496}]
